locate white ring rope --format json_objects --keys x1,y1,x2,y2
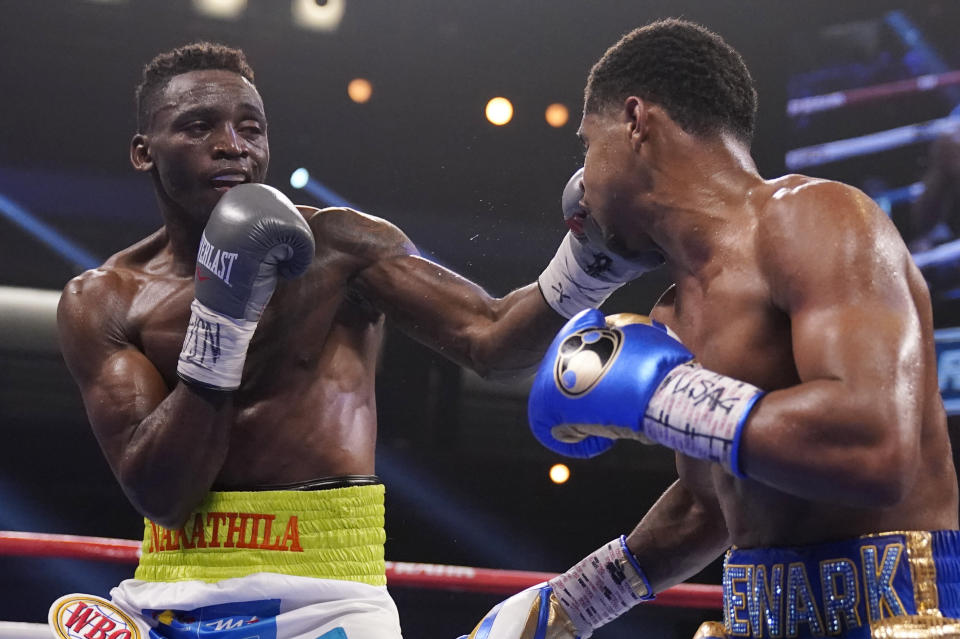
[
  {"x1": 785, "y1": 114, "x2": 960, "y2": 170},
  {"x1": 0, "y1": 621, "x2": 51, "y2": 639}
]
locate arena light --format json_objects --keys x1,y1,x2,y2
[
  {"x1": 192, "y1": 0, "x2": 247, "y2": 19},
  {"x1": 347, "y1": 78, "x2": 372, "y2": 104},
  {"x1": 485, "y1": 97, "x2": 514, "y2": 126},
  {"x1": 0, "y1": 193, "x2": 99, "y2": 270},
  {"x1": 291, "y1": 0, "x2": 346, "y2": 32},
  {"x1": 290, "y1": 168, "x2": 310, "y2": 189},
  {"x1": 549, "y1": 463, "x2": 570, "y2": 485},
  {"x1": 545, "y1": 103, "x2": 569, "y2": 128}
]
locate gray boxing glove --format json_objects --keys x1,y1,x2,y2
[
  {"x1": 178, "y1": 183, "x2": 315, "y2": 390},
  {"x1": 539, "y1": 167, "x2": 663, "y2": 317}
]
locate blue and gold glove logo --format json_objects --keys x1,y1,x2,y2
[{"x1": 554, "y1": 327, "x2": 624, "y2": 397}]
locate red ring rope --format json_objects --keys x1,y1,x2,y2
[
  {"x1": 0, "y1": 530, "x2": 721, "y2": 609},
  {"x1": 787, "y1": 69, "x2": 960, "y2": 116}
]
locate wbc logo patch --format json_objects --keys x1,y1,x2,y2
[
  {"x1": 554, "y1": 327, "x2": 624, "y2": 397},
  {"x1": 49, "y1": 594, "x2": 141, "y2": 639}
]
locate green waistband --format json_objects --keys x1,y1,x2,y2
[{"x1": 135, "y1": 484, "x2": 386, "y2": 585}]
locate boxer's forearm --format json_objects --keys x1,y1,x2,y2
[
  {"x1": 625, "y1": 478, "x2": 729, "y2": 594},
  {"x1": 78, "y1": 351, "x2": 234, "y2": 528},
  {"x1": 60, "y1": 284, "x2": 236, "y2": 529},
  {"x1": 451, "y1": 283, "x2": 566, "y2": 380},
  {"x1": 356, "y1": 255, "x2": 564, "y2": 379},
  {"x1": 116, "y1": 383, "x2": 234, "y2": 528},
  {"x1": 739, "y1": 379, "x2": 916, "y2": 508}
]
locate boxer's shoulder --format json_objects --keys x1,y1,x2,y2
[
  {"x1": 759, "y1": 176, "x2": 881, "y2": 232},
  {"x1": 306, "y1": 206, "x2": 418, "y2": 264},
  {"x1": 306, "y1": 205, "x2": 402, "y2": 236},
  {"x1": 59, "y1": 266, "x2": 141, "y2": 352},
  {"x1": 754, "y1": 177, "x2": 892, "y2": 295},
  {"x1": 61, "y1": 266, "x2": 134, "y2": 314},
  {"x1": 59, "y1": 236, "x2": 167, "y2": 345}
]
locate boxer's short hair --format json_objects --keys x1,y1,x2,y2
[
  {"x1": 135, "y1": 41, "x2": 255, "y2": 131},
  {"x1": 585, "y1": 19, "x2": 757, "y2": 143}
]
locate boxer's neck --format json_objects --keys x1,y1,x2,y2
[
  {"x1": 156, "y1": 204, "x2": 206, "y2": 277},
  {"x1": 637, "y1": 132, "x2": 762, "y2": 274}
]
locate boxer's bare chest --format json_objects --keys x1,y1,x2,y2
[
  {"x1": 125, "y1": 256, "x2": 380, "y2": 397},
  {"x1": 118, "y1": 254, "x2": 385, "y2": 481},
  {"x1": 649, "y1": 254, "x2": 843, "y2": 545},
  {"x1": 649, "y1": 266, "x2": 796, "y2": 391}
]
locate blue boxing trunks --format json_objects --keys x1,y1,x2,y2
[{"x1": 721, "y1": 530, "x2": 960, "y2": 638}]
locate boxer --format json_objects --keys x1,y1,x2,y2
[
  {"x1": 461, "y1": 19, "x2": 960, "y2": 639},
  {"x1": 55, "y1": 43, "x2": 652, "y2": 639}
]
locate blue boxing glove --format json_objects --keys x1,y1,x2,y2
[
  {"x1": 177, "y1": 183, "x2": 315, "y2": 391},
  {"x1": 528, "y1": 309, "x2": 765, "y2": 476},
  {"x1": 538, "y1": 168, "x2": 663, "y2": 318},
  {"x1": 458, "y1": 536, "x2": 652, "y2": 639}
]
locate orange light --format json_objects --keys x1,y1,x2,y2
[
  {"x1": 348, "y1": 78, "x2": 373, "y2": 104},
  {"x1": 545, "y1": 103, "x2": 569, "y2": 128},
  {"x1": 485, "y1": 97, "x2": 514, "y2": 126},
  {"x1": 549, "y1": 463, "x2": 571, "y2": 484}
]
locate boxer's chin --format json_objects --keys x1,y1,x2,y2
[
  {"x1": 606, "y1": 234, "x2": 665, "y2": 267},
  {"x1": 629, "y1": 250, "x2": 666, "y2": 269}
]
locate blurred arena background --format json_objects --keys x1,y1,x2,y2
[{"x1": 1, "y1": 1, "x2": 960, "y2": 636}]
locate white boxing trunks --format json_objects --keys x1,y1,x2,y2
[
  {"x1": 110, "y1": 571, "x2": 401, "y2": 639},
  {"x1": 51, "y1": 481, "x2": 402, "y2": 639}
]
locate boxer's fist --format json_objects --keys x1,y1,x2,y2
[
  {"x1": 177, "y1": 183, "x2": 315, "y2": 390},
  {"x1": 528, "y1": 309, "x2": 691, "y2": 458},
  {"x1": 561, "y1": 167, "x2": 663, "y2": 282},
  {"x1": 528, "y1": 309, "x2": 765, "y2": 476},
  {"x1": 458, "y1": 537, "x2": 651, "y2": 639},
  {"x1": 457, "y1": 584, "x2": 579, "y2": 639},
  {"x1": 195, "y1": 183, "x2": 315, "y2": 322},
  {"x1": 539, "y1": 168, "x2": 661, "y2": 318}
]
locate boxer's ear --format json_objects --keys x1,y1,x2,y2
[
  {"x1": 624, "y1": 97, "x2": 650, "y2": 149},
  {"x1": 131, "y1": 134, "x2": 153, "y2": 171}
]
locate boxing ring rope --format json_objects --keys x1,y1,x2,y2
[
  {"x1": 785, "y1": 114, "x2": 960, "y2": 170},
  {"x1": 0, "y1": 621, "x2": 51, "y2": 639},
  {"x1": 787, "y1": 69, "x2": 960, "y2": 117},
  {"x1": 0, "y1": 530, "x2": 722, "y2": 609}
]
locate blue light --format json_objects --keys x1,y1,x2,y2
[
  {"x1": 0, "y1": 192, "x2": 100, "y2": 270},
  {"x1": 290, "y1": 168, "x2": 310, "y2": 189}
]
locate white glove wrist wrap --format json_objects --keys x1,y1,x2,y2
[
  {"x1": 538, "y1": 234, "x2": 624, "y2": 318},
  {"x1": 643, "y1": 362, "x2": 764, "y2": 477},
  {"x1": 177, "y1": 299, "x2": 258, "y2": 391},
  {"x1": 548, "y1": 536, "x2": 652, "y2": 636}
]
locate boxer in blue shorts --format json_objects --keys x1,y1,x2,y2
[{"x1": 462, "y1": 19, "x2": 960, "y2": 639}]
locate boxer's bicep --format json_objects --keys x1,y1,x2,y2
[
  {"x1": 317, "y1": 208, "x2": 548, "y2": 372},
  {"x1": 746, "y1": 182, "x2": 922, "y2": 504},
  {"x1": 58, "y1": 285, "x2": 168, "y2": 472},
  {"x1": 326, "y1": 207, "x2": 564, "y2": 378},
  {"x1": 83, "y1": 347, "x2": 171, "y2": 468},
  {"x1": 775, "y1": 183, "x2": 920, "y2": 426},
  {"x1": 359, "y1": 253, "x2": 564, "y2": 379}
]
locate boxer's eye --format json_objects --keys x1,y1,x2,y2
[
  {"x1": 184, "y1": 122, "x2": 211, "y2": 136},
  {"x1": 238, "y1": 121, "x2": 264, "y2": 137}
]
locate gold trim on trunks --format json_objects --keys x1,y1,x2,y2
[
  {"x1": 693, "y1": 621, "x2": 729, "y2": 639},
  {"x1": 864, "y1": 531, "x2": 941, "y2": 617},
  {"x1": 870, "y1": 615, "x2": 960, "y2": 638}
]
